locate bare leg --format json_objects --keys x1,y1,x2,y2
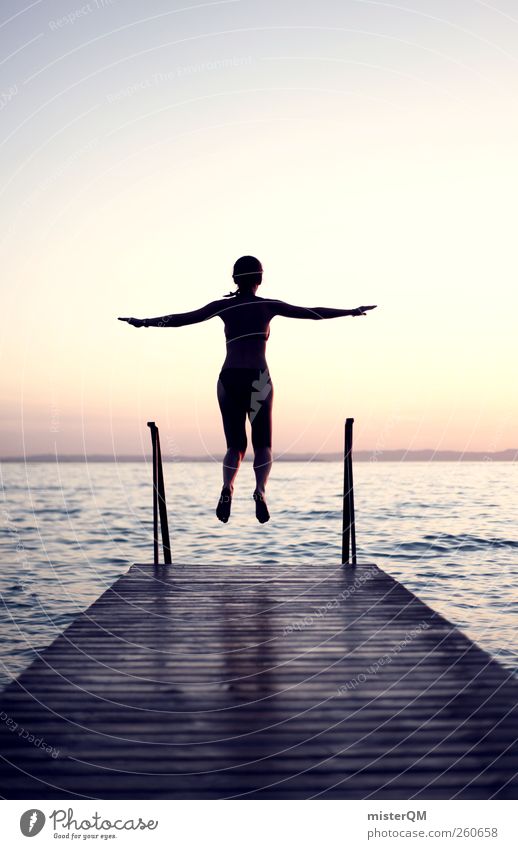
[
  {"x1": 223, "y1": 448, "x2": 245, "y2": 492},
  {"x1": 253, "y1": 447, "x2": 272, "y2": 523},
  {"x1": 217, "y1": 447, "x2": 245, "y2": 523},
  {"x1": 253, "y1": 447, "x2": 272, "y2": 495}
]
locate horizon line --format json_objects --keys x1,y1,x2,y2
[{"x1": 1, "y1": 449, "x2": 517, "y2": 463}]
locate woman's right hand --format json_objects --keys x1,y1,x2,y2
[
  {"x1": 118, "y1": 317, "x2": 145, "y2": 328},
  {"x1": 352, "y1": 305, "x2": 377, "y2": 317}
]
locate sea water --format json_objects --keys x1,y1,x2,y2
[{"x1": 0, "y1": 461, "x2": 517, "y2": 689}]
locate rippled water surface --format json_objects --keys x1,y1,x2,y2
[{"x1": 1, "y1": 461, "x2": 517, "y2": 688}]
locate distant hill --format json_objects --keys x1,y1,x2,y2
[{"x1": 1, "y1": 449, "x2": 516, "y2": 462}]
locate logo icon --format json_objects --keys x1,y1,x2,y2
[
  {"x1": 20, "y1": 810, "x2": 46, "y2": 837},
  {"x1": 250, "y1": 369, "x2": 272, "y2": 423}
]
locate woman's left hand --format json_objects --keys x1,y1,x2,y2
[{"x1": 352, "y1": 305, "x2": 377, "y2": 317}]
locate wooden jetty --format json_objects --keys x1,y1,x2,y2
[
  {"x1": 1, "y1": 420, "x2": 517, "y2": 799},
  {"x1": 1, "y1": 561, "x2": 517, "y2": 799}
]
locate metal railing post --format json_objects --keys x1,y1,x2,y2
[
  {"x1": 342, "y1": 417, "x2": 357, "y2": 566},
  {"x1": 155, "y1": 426, "x2": 172, "y2": 564},
  {"x1": 148, "y1": 422, "x2": 159, "y2": 563},
  {"x1": 147, "y1": 421, "x2": 172, "y2": 565}
]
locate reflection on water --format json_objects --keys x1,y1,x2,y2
[{"x1": 0, "y1": 461, "x2": 517, "y2": 688}]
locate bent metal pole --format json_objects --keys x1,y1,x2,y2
[{"x1": 147, "y1": 421, "x2": 172, "y2": 565}]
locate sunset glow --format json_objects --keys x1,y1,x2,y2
[{"x1": 1, "y1": 1, "x2": 516, "y2": 457}]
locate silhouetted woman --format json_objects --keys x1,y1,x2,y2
[{"x1": 119, "y1": 256, "x2": 376, "y2": 524}]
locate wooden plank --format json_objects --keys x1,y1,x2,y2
[{"x1": 0, "y1": 562, "x2": 517, "y2": 799}]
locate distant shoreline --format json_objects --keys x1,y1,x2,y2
[{"x1": 1, "y1": 450, "x2": 516, "y2": 463}]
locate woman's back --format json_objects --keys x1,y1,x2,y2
[{"x1": 219, "y1": 294, "x2": 272, "y2": 369}]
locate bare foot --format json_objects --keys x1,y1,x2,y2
[
  {"x1": 253, "y1": 490, "x2": 270, "y2": 524},
  {"x1": 216, "y1": 487, "x2": 232, "y2": 523}
]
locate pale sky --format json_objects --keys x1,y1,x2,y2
[{"x1": 1, "y1": 0, "x2": 516, "y2": 457}]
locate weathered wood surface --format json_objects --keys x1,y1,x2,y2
[{"x1": 0, "y1": 562, "x2": 517, "y2": 799}]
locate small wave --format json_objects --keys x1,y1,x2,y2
[
  {"x1": 373, "y1": 552, "x2": 441, "y2": 561},
  {"x1": 424, "y1": 533, "x2": 518, "y2": 550},
  {"x1": 395, "y1": 541, "x2": 450, "y2": 552},
  {"x1": 277, "y1": 509, "x2": 339, "y2": 517},
  {"x1": 34, "y1": 507, "x2": 82, "y2": 515}
]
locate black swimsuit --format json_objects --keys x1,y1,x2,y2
[{"x1": 217, "y1": 368, "x2": 273, "y2": 453}]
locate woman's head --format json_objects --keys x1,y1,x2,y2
[{"x1": 232, "y1": 255, "x2": 263, "y2": 292}]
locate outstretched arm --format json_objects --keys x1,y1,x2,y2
[
  {"x1": 118, "y1": 300, "x2": 224, "y2": 328},
  {"x1": 270, "y1": 301, "x2": 377, "y2": 320}
]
